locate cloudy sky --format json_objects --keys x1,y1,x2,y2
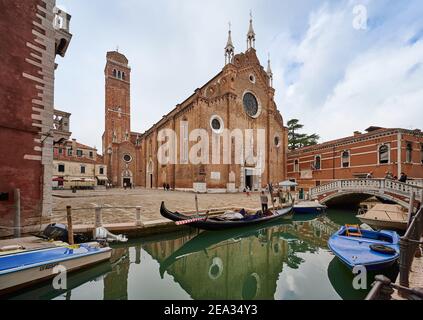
[{"x1": 55, "y1": 0, "x2": 423, "y2": 150}]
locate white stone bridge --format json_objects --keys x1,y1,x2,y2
[{"x1": 310, "y1": 179, "x2": 423, "y2": 209}]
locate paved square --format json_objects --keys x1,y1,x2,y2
[{"x1": 52, "y1": 189, "x2": 265, "y2": 225}]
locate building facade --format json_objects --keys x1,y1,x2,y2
[
  {"x1": 53, "y1": 139, "x2": 107, "y2": 189},
  {"x1": 0, "y1": 0, "x2": 72, "y2": 237},
  {"x1": 103, "y1": 19, "x2": 288, "y2": 192},
  {"x1": 287, "y1": 127, "x2": 423, "y2": 192}
]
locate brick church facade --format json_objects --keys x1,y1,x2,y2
[{"x1": 103, "y1": 18, "x2": 288, "y2": 192}]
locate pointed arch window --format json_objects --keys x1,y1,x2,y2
[
  {"x1": 122, "y1": 72, "x2": 125, "y2": 80},
  {"x1": 406, "y1": 142, "x2": 413, "y2": 163},
  {"x1": 180, "y1": 121, "x2": 189, "y2": 164},
  {"x1": 112, "y1": 69, "x2": 117, "y2": 78}
]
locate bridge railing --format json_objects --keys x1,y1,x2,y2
[{"x1": 310, "y1": 179, "x2": 423, "y2": 200}]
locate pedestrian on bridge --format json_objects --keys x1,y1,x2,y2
[
  {"x1": 399, "y1": 172, "x2": 408, "y2": 183},
  {"x1": 385, "y1": 171, "x2": 393, "y2": 179}
]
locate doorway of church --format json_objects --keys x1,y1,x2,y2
[
  {"x1": 245, "y1": 173, "x2": 253, "y2": 191},
  {"x1": 123, "y1": 178, "x2": 132, "y2": 188},
  {"x1": 149, "y1": 174, "x2": 153, "y2": 188}
]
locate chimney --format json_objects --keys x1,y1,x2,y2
[{"x1": 71, "y1": 139, "x2": 76, "y2": 154}]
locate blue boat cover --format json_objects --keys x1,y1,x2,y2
[{"x1": 0, "y1": 245, "x2": 101, "y2": 273}]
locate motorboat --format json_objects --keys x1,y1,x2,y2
[
  {"x1": 0, "y1": 242, "x2": 112, "y2": 296},
  {"x1": 328, "y1": 225, "x2": 400, "y2": 270},
  {"x1": 293, "y1": 201, "x2": 327, "y2": 215},
  {"x1": 357, "y1": 204, "x2": 409, "y2": 231}
]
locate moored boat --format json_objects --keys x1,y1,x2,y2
[
  {"x1": 357, "y1": 204, "x2": 408, "y2": 231},
  {"x1": 328, "y1": 225, "x2": 400, "y2": 271},
  {"x1": 0, "y1": 242, "x2": 112, "y2": 296},
  {"x1": 160, "y1": 202, "x2": 293, "y2": 231},
  {"x1": 293, "y1": 201, "x2": 327, "y2": 214}
]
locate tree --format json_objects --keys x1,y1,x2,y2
[{"x1": 287, "y1": 119, "x2": 320, "y2": 150}]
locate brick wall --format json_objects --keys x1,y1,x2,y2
[
  {"x1": 287, "y1": 129, "x2": 423, "y2": 191},
  {"x1": 0, "y1": 0, "x2": 64, "y2": 236}
]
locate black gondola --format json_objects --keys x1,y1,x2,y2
[{"x1": 160, "y1": 201, "x2": 294, "y2": 231}]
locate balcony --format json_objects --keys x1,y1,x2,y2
[{"x1": 53, "y1": 7, "x2": 72, "y2": 57}]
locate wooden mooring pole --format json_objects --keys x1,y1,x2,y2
[
  {"x1": 14, "y1": 189, "x2": 21, "y2": 238},
  {"x1": 407, "y1": 192, "x2": 415, "y2": 228},
  {"x1": 135, "y1": 206, "x2": 142, "y2": 226},
  {"x1": 195, "y1": 194, "x2": 199, "y2": 216},
  {"x1": 95, "y1": 206, "x2": 103, "y2": 228},
  {"x1": 66, "y1": 206, "x2": 74, "y2": 245}
]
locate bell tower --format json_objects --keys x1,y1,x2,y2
[{"x1": 103, "y1": 50, "x2": 131, "y2": 154}]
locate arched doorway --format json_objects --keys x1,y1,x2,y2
[
  {"x1": 122, "y1": 169, "x2": 133, "y2": 188},
  {"x1": 146, "y1": 159, "x2": 154, "y2": 188}
]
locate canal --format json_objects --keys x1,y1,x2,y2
[{"x1": 9, "y1": 209, "x2": 398, "y2": 300}]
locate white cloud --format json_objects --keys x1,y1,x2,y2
[
  {"x1": 55, "y1": 0, "x2": 423, "y2": 148},
  {"x1": 274, "y1": 1, "x2": 423, "y2": 141}
]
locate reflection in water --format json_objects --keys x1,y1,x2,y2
[
  {"x1": 7, "y1": 209, "x2": 399, "y2": 300},
  {"x1": 103, "y1": 248, "x2": 130, "y2": 300},
  {"x1": 143, "y1": 215, "x2": 340, "y2": 300}
]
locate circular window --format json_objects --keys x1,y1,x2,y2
[
  {"x1": 212, "y1": 119, "x2": 221, "y2": 131},
  {"x1": 243, "y1": 92, "x2": 260, "y2": 118},
  {"x1": 208, "y1": 257, "x2": 223, "y2": 280},
  {"x1": 210, "y1": 115, "x2": 224, "y2": 134},
  {"x1": 249, "y1": 74, "x2": 256, "y2": 83},
  {"x1": 123, "y1": 154, "x2": 132, "y2": 163},
  {"x1": 242, "y1": 273, "x2": 260, "y2": 300}
]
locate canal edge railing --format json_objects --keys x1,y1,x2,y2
[{"x1": 366, "y1": 205, "x2": 423, "y2": 300}]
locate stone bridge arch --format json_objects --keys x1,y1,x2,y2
[
  {"x1": 310, "y1": 179, "x2": 422, "y2": 210},
  {"x1": 319, "y1": 190, "x2": 408, "y2": 208}
]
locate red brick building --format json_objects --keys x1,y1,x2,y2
[
  {"x1": 287, "y1": 127, "x2": 423, "y2": 192},
  {"x1": 103, "y1": 19, "x2": 288, "y2": 192},
  {"x1": 0, "y1": 1, "x2": 72, "y2": 236}
]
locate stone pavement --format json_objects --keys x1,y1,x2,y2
[{"x1": 52, "y1": 188, "x2": 264, "y2": 225}]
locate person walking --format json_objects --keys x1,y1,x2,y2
[
  {"x1": 260, "y1": 191, "x2": 269, "y2": 215},
  {"x1": 246, "y1": 186, "x2": 251, "y2": 197},
  {"x1": 278, "y1": 188, "x2": 284, "y2": 205}
]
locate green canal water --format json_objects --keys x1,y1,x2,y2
[{"x1": 10, "y1": 209, "x2": 398, "y2": 300}]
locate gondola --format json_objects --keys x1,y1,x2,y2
[{"x1": 160, "y1": 202, "x2": 293, "y2": 231}]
